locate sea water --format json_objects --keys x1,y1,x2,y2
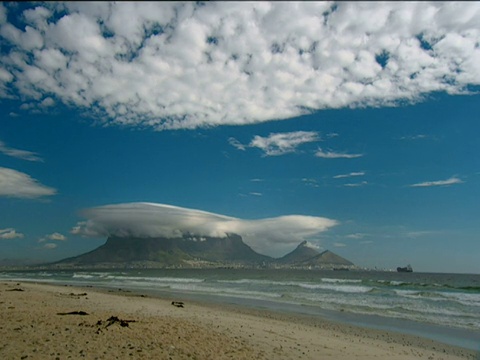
[{"x1": 2, "y1": 269, "x2": 480, "y2": 351}]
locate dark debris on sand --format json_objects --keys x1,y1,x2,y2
[
  {"x1": 171, "y1": 301, "x2": 184, "y2": 308},
  {"x1": 57, "y1": 311, "x2": 89, "y2": 316}
]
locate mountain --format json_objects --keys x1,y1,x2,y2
[
  {"x1": 278, "y1": 242, "x2": 354, "y2": 268},
  {"x1": 277, "y1": 240, "x2": 320, "y2": 264},
  {"x1": 55, "y1": 233, "x2": 271, "y2": 268},
  {"x1": 51, "y1": 234, "x2": 354, "y2": 269},
  {"x1": 299, "y1": 250, "x2": 354, "y2": 267}
]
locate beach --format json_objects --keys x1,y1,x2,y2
[{"x1": 0, "y1": 281, "x2": 476, "y2": 359}]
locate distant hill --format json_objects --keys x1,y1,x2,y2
[
  {"x1": 52, "y1": 234, "x2": 354, "y2": 269},
  {"x1": 278, "y1": 241, "x2": 354, "y2": 268},
  {"x1": 299, "y1": 250, "x2": 354, "y2": 267},
  {"x1": 277, "y1": 240, "x2": 320, "y2": 264}
]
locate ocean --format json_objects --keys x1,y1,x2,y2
[{"x1": 2, "y1": 268, "x2": 480, "y2": 351}]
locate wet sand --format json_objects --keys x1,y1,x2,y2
[{"x1": 0, "y1": 281, "x2": 476, "y2": 359}]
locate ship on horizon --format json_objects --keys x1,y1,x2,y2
[{"x1": 397, "y1": 264, "x2": 413, "y2": 273}]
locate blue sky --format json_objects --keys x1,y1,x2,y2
[{"x1": 1, "y1": 2, "x2": 479, "y2": 273}]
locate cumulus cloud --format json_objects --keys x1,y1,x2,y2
[
  {"x1": 38, "y1": 232, "x2": 67, "y2": 242},
  {"x1": 0, "y1": 228, "x2": 24, "y2": 240},
  {"x1": 302, "y1": 178, "x2": 319, "y2": 188},
  {"x1": 333, "y1": 171, "x2": 365, "y2": 179},
  {"x1": 410, "y1": 176, "x2": 464, "y2": 187},
  {"x1": 1, "y1": 2, "x2": 479, "y2": 129},
  {"x1": 0, "y1": 140, "x2": 43, "y2": 162},
  {"x1": 228, "y1": 137, "x2": 246, "y2": 151},
  {"x1": 230, "y1": 131, "x2": 319, "y2": 156},
  {"x1": 249, "y1": 131, "x2": 320, "y2": 156},
  {"x1": 303, "y1": 241, "x2": 322, "y2": 251},
  {"x1": 71, "y1": 202, "x2": 338, "y2": 257},
  {"x1": 0, "y1": 167, "x2": 56, "y2": 198},
  {"x1": 48, "y1": 232, "x2": 67, "y2": 241},
  {"x1": 315, "y1": 148, "x2": 363, "y2": 159},
  {"x1": 43, "y1": 243, "x2": 57, "y2": 249}
]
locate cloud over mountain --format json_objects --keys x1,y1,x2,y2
[
  {"x1": 1, "y1": 2, "x2": 479, "y2": 130},
  {"x1": 71, "y1": 202, "x2": 338, "y2": 257}
]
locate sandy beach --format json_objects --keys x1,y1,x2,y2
[{"x1": 0, "y1": 281, "x2": 476, "y2": 359}]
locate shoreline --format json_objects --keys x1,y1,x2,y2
[{"x1": 1, "y1": 281, "x2": 478, "y2": 359}]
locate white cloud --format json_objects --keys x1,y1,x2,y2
[
  {"x1": 228, "y1": 137, "x2": 246, "y2": 151},
  {"x1": 39, "y1": 97, "x2": 54, "y2": 108},
  {"x1": 400, "y1": 134, "x2": 428, "y2": 140},
  {"x1": 249, "y1": 192, "x2": 262, "y2": 197},
  {"x1": 344, "y1": 181, "x2": 368, "y2": 187},
  {"x1": 0, "y1": 3, "x2": 7, "y2": 25},
  {"x1": 249, "y1": 131, "x2": 320, "y2": 156},
  {"x1": 303, "y1": 241, "x2": 321, "y2": 251},
  {"x1": 406, "y1": 230, "x2": 437, "y2": 238},
  {"x1": 0, "y1": 140, "x2": 43, "y2": 162},
  {"x1": 43, "y1": 243, "x2": 57, "y2": 249},
  {"x1": 315, "y1": 148, "x2": 363, "y2": 159},
  {"x1": 410, "y1": 176, "x2": 464, "y2": 187},
  {"x1": 230, "y1": 131, "x2": 320, "y2": 156},
  {"x1": 333, "y1": 171, "x2": 365, "y2": 179},
  {"x1": 71, "y1": 202, "x2": 338, "y2": 257},
  {"x1": 0, "y1": 167, "x2": 56, "y2": 198},
  {"x1": 39, "y1": 232, "x2": 67, "y2": 242},
  {"x1": 0, "y1": 228, "x2": 24, "y2": 240},
  {"x1": 48, "y1": 232, "x2": 66, "y2": 241},
  {"x1": 0, "y1": 2, "x2": 479, "y2": 129},
  {"x1": 346, "y1": 233, "x2": 367, "y2": 240},
  {"x1": 302, "y1": 178, "x2": 319, "y2": 188},
  {"x1": 333, "y1": 242, "x2": 347, "y2": 248}
]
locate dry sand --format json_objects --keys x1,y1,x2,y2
[{"x1": 0, "y1": 281, "x2": 477, "y2": 359}]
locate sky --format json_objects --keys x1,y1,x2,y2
[{"x1": 1, "y1": 2, "x2": 480, "y2": 273}]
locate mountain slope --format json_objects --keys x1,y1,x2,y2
[
  {"x1": 277, "y1": 242, "x2": 354, "y2": 268},
  {"x1": 300, "y1": 250, "x2": 354, "y2": 267},
  {"x1": 277, "y1": 240, "x2": 320, "y2": 264}
]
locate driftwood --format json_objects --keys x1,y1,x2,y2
[
  {"x1": 6, "y1": 288, "x2": 24, "y2": 292},
  {"x1": 57, "y1": 311, "x2": 89, "y2": 316},
  {"x1": 171, "y1": 301, "x2": 184, "y2": 308}
]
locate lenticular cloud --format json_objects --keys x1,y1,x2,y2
[
  {"x1": 1, "y1": 2, "x2": 480, "y2": 130},
  {"x1": 71, "y1": 202, "x2": 338, "y2": 257}
]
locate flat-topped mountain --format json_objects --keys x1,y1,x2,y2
[
  {"x1": 53, "y1": 234, "x2": 354, "y2": 269},
  {"x1": 56, "y1": 233, "x2": 270, "y2": 267}
]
